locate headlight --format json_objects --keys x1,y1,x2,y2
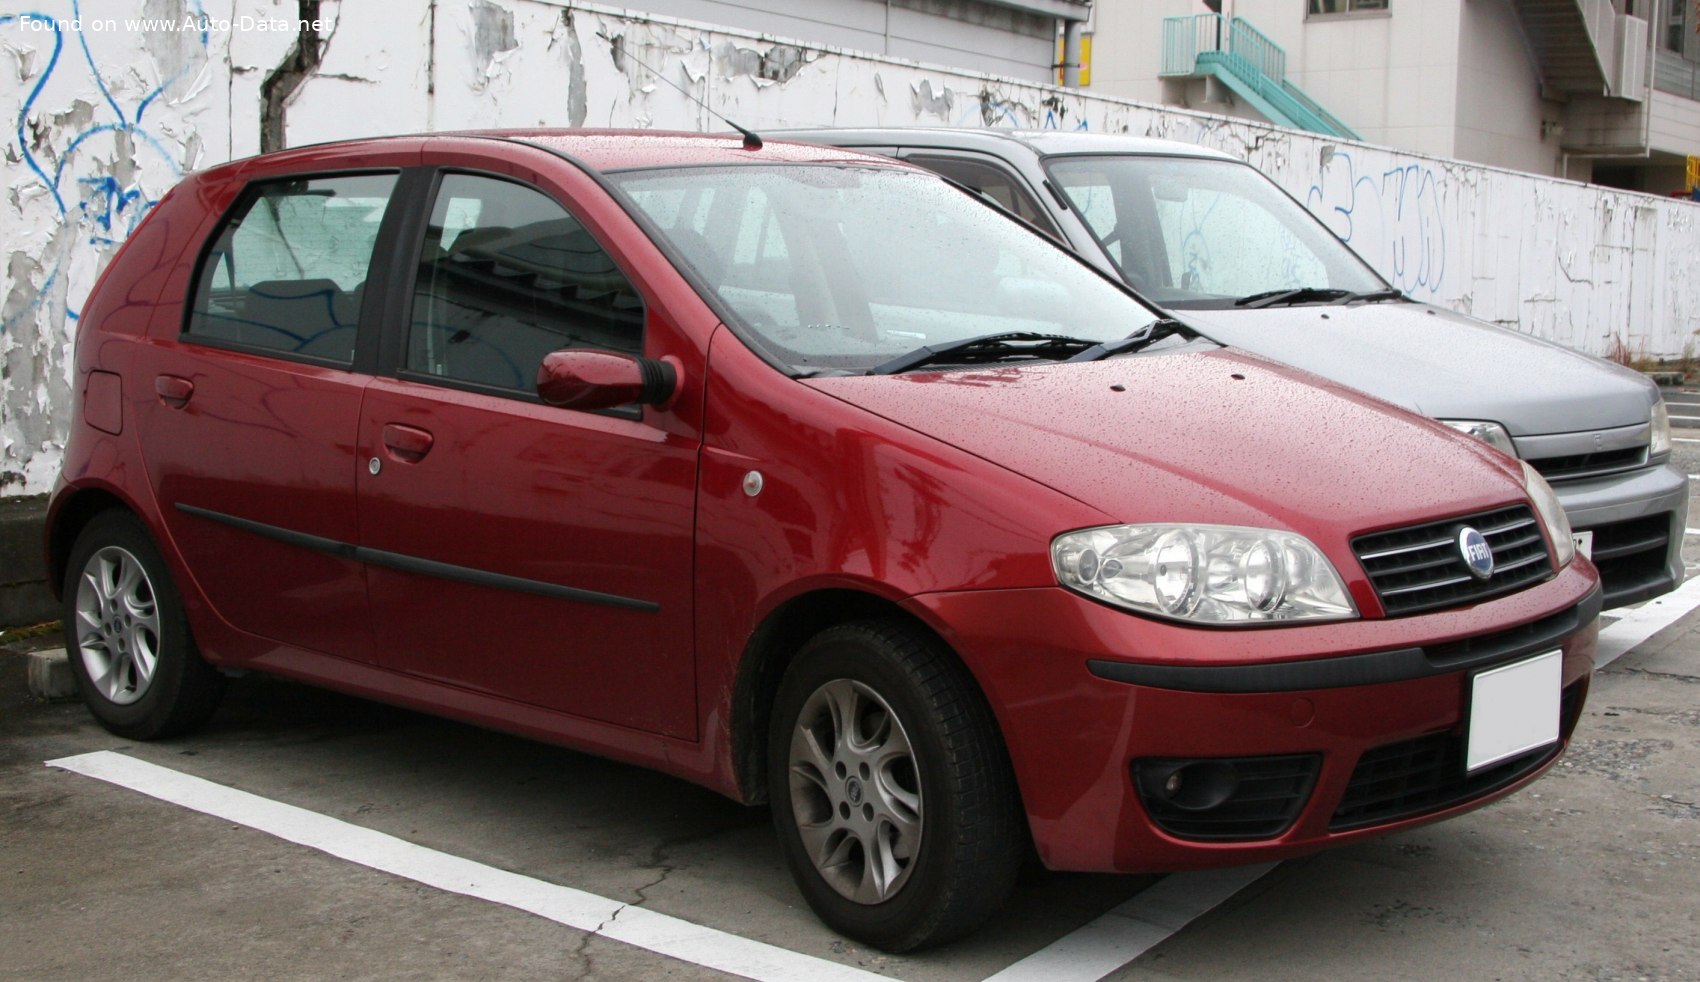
[
  {"x1": 1439, "y1": 419, "x2": 1518, "y2": 457},
  {"x1": 1052, "y1": 524, "x2": 1357, "y2": 625},
  {"x1": 1650, "y1": 401, "x2": 1671, "y2": 457},
  {"x1": 1520, "y1": 461, "x2": 1574, "y2": 568}
]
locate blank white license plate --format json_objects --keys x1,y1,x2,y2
[
  {"x1": 1573, "y1": 530, "x2": 1593, "y2": 560},
  {"x1": 1466, "y1": 650, "x2": 1562, "y2": 772}
]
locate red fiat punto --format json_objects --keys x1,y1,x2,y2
[{"x1": 48, "y1": 130, "x2": 1599, "y2": 951}]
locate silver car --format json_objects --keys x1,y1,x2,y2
[{"x1": 777, "y1": 128, "x2": 1685, "y2": 609}]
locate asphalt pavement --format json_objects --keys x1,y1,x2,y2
[{"x1": 3, "y1": 414, "x2": 1699, "y2": 981}]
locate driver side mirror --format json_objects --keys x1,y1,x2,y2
[{"x1": 536, "y1": 349, "x2": 678, "y2": 411}]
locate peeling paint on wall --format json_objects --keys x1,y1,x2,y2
[
  {"x1": 552, "y1": 10, "x2": 587, "y2": 128},
  {"x1": 469, "y1": 0, "x2": 518, "y2": 91},
  {"x1": 3, "y1": 0, "x2": 1699, "y2": 496}
]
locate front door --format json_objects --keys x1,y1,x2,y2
[{"x1": 356, "y1": 169, "x2": 700, "y2": 738}]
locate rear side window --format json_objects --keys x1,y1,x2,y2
[
  {"x1": 405, "y1": 174, "x2": 644, "y2": 393},
  {"x1": 188, "y1": 173, "x2": 398, "y2": 364},
  {"x1": 904, "y1": 154, "x2": 1061, "y2": 240}
]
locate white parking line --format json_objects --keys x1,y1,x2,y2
[
  {"x1": 984, "y1": 863, "x2": 1277, "y2": 982},
  {"x1": 46, "y1": 751, "x2": 887, "y2": 982},
  {"x1": 1594, "y1": 575, "x2": 1700, "y2": 669},
  {"x1": 1674, "y1": 438, "x2": 1700, "y2": 443}
]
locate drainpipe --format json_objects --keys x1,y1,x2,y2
[{"x1": 1062, "y1": 17, "x2": 1084, "y2": 87}]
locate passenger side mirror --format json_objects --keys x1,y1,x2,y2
[{"x1": 536, "y1": 349, "x2": 678, "y2": 411}]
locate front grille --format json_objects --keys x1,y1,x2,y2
[
  {"x1": 1526, "y1": 445, "x2": 1646, "y2": 482},
  {"x1": 1353, "y1": 505, "x2": 1554, "y2": 616},
  {"x1": 1584, "y1": 514, "x2": 1672, "y2": 608},
  {"x1": 1329, "y1": 681, "x2": 1584, "y2": 831},
  {"x1": 1134, "y1": 754, "x2": 1321, "y2": 841}
]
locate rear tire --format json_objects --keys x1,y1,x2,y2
[
  {"x1": 62, "y1": 510, "x2": 225, "y2": 739},
  {"x1": 768, "y1": 618, "x2": 1023, "y2": 951}
]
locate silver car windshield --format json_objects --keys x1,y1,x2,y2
[
  {"x1": 609, "y1": 165, "x2": 1161, "y2": 374},
  {"x1": 1044, "y1": 155, "x2": 1386, "y2": 309}
]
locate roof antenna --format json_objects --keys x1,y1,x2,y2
[{"x1": 599, "y1": 32, "x2": 763, "y2": 150}]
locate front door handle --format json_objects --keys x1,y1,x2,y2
[
  {"x1": 155, "y1": 375, "x2": 194, "y2": 409},
  {"x1": 381, "y1": 423, "x2": 434, "y2": 463}
]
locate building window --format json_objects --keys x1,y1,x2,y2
[
  {"x1": 1662, "y1": 0, "x2": 1695, "y2": 53},
  {"x1": 1309, "y1": 0, "x2": 1389, "y2": 13}
]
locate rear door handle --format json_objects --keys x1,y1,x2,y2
[
  {"x1": 155, "y1": 375, "x2": 194, "y2": 409},
  {"x1": 381, "y1": 423, "x2": 434, "y2": 463}
]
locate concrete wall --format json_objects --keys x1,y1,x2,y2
[
  {"x1": 629, "y1": 0, "x2": 1060, "y2": 83},
  {"x1": 2, "y1": 0, "x2": 1699, "y2": 496}
]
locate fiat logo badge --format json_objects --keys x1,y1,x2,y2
[{"x1": 1458, "y1": 527, "x2": 1495, "y2": 579}]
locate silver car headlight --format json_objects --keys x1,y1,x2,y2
[
  {"x1": 1520, "y1": 461, "x2": 1574, "y2": 568},
  {"x1": 1052, "y1": 524, "x2": 1357, "y2": 625},
  {"x1": 1439, "y1": 419, "x2": 1518, "y2": 458},
  {"x1": 1650, "y1": 401, "x2": 1671, "y2": 458}
]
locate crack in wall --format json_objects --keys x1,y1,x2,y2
[{"x1": 260, "y1": 1, "x2": 326, "y2": 153}]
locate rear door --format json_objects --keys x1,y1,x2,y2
[
  {"x1": 134, "y1": 163, "x2": 412, "y2": 662},
  {"x1": 356, "y1": 150, "x2": 703, "y2": 738}
]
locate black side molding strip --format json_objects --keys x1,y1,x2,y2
[
  {"x1": 1087, "y1": 585, "x2": 1601, "y2": 693},
  {"x1": 176, "y1": 503, "x2": 660, "y2": 612}
]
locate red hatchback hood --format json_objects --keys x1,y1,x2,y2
[{"x1": 806, "y1": 348, "x2": 1529, "y2": 549}]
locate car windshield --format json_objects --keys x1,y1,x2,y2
[
  {"x1": 608, "y1": 164, "x2": 1162, "y2": 374},
  {"x1": 1044, "y1": 155, "x2": 1387, "y2": 310}
]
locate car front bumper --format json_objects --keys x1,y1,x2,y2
[
  {"x1": 906, "y1": 561, "x2": 1600, "y2": 873},
  {"x1": 1554, "y1": 460, "x2": 1687, "y2": 608}
]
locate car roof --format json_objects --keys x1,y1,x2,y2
[
  {"x1": 196, "y1": 129, "x2": 911, "y2": 182},
  {"x1": 765, "y1": 126, "x2": 1240, "y2": 162},
  {"x1": 481, "y1": 128, "x2": 916, "y2": 170}
]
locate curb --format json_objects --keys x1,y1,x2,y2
[
  {"x1": 0, "y1": 495, "x2": 55, "y2": 628},
  {"x1": 25, "y1": 647, "x2": 78, "y2": 702}
]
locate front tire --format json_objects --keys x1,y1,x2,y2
[
  {"x1": 62, "y1": 510, "x2": 225, "y2": 739},
  {"x1": 768, "y1": 619, "x2": 1023, "y2": 951}
]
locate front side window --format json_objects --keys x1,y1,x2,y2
[
  {"x1": 1045, "y1": 155, "x2": 1385, "y2": 309},
  {"x1": 188, "y1": 173, "x2": 397, "y2": 363},
  {"x1": 406, "y1": 174, "x2": 643, "y2": 392},
  {"x1": 612, "y1": 165, "x2": 1160, "y2": 374}
]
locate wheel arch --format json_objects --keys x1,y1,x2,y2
[
  {"x1": 46, "y1": 486, "x2": 143, "y2": 601},
  {"x1": 728, "y1": 587, "x2": 1010, "y2": 808}
]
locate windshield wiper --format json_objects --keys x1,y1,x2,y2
[
  {"x1": 1233, "y1": 287, "x2": 1351, "y2": 308},
  {"x1": 1067, "y1": 318, "x2": 1194, "y2": 362},
  {"x1": 1233, "y1": 287, "x2": 1407, "y2": 309},
  {"x1": 1342, "y1": 289, "x2": 1406, "y2": 304},
  {"x1": 868, "y1": 332, "x2": 1103, "y2": 375}
]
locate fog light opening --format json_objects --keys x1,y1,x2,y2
[{"x1": 1153, "y1": 760, "x2": 1240, "y2": 812}]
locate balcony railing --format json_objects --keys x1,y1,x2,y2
[{"x1": 1160, "y1": 13, "x2": 1360, "y2": 140}]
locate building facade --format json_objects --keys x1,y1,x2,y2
[{"x1": 1091, "y1": 0, "x2": 1700, "y2": 193}]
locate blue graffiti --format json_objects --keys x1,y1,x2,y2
[
  {"x1": 2, "y1": 0, "x2": 207, "y2": 331},
  {"x1": 1305, "y1": 150, "x2": 1447, "y2": 295},
  {"x1": 1040, "y1": 108, "x2": 1088, "y2": 131},
  {"x1": 963, "y1": 90, "x2": 1091, "y2": 132}
]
